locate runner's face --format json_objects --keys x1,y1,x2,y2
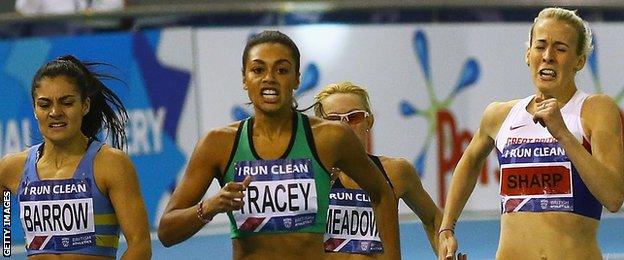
[
  {"x1": 526, "y1": 18, "x2": 585, "y2": 94},
  {"x1": 33, "y1": 76, "x2": 89, "y2": 144},
  {"x1": 243, "y1": 43, "x2": 300, "y2": 115}
]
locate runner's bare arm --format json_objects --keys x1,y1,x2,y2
[
  {"x1": 390, "y1": 158, "x2": 442, "y2": 255},
  {"x1": 100, "y1": 148, "x2": 151, "y2": 260},
  {"x1": 438, "y1": 102, "x2": 507, "y2": 259},
  {"x1": 0, "y1": 155, "x2": 12, "y2": 192},
  {"x1": 158, "y1": 126, "x2": 242, "y2": 246},
  {"x1": 0, "y1": 152, "x2": 27, "y2": 192},
  {"x1": 567, "y1": 95, "x2": 624, "y2": 212}
]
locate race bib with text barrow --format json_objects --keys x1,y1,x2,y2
[
  {"x1": 19, "y1": 179, "x2": 95, "y2": 251},
  {"x1": 324, "y1": 188, "x2": 382, "y2": 254},
  {"x1": 500, "y1": 161, "x2": 573, "y2": 213},
  {"x1": 233, "y1": 158, "x2": 318, "y2": 232}
]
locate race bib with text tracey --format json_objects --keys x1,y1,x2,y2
[
  {"x1": 19, "y1": 179, "x2": 95, "y2": 251},
  {"x1": 233, "y1": 159, "x2": 318, "y2": 232},
  {"x1": 324, "y1": 188, "x2": 382, "y2": 254},
  {"x1": 500, "y1": 162, "x2": 573, "y2": 213}
]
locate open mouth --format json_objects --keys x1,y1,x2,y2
[
  {"x1": 261, "y1": 88, "x2": 279, "y2": 102},
  {"x1": 539, "y1": 68, "x2": 556, "y2": 80},
  {"x1": 49, "y1": 122, "x2": 67, "y2": 128}
]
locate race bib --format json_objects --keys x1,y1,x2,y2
[
  {"x1": 233, "y1": 158, "x2": 318, "y2": 232},
  {"x1": 19, "y1": 179, "x2": 95, "y2": 251},
  {"x1": 324, "y1": 188, "x2": 382, "y2": 254},
  {"x1": 500, "y1": 162, "x2": 573, "y2": 213}
]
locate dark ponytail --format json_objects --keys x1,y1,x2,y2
[{"x1": 31, "y1": 55, "x2": 129, "y2": 149}]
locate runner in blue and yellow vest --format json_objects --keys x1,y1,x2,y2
[
  {"x1": 158, "y1": 30, "x2": 399, "y2": 260},
  {"x1": 0, "y1": 55, "x2": 151, "y2": 259},
  {"x1": 18, "y1": 140, "x2": 120, "y2": 257}
]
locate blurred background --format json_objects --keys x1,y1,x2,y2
[{"x1": 1, "y1": 1, "x2": 623, "y2": 259}]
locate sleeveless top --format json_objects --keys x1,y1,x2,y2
[
  {"x1": 222, "y1": 112, "x2": 331, "y2": 238},
  {"x1": 324, "y1": 155, "x2": 394, "y2": 254},
  {"x1": 18, "y1": 140, "x2": 120, "y2": 257},
  {"x1": 495, "y1": 91, "x2": 602, "y2": 220}
]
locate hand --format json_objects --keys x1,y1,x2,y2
[
  {"x1": 533, "y1": 96, "x2": 569, "y2": 139},
  {"x1": 438, "y1": 230, "x2": 458, "y2": 260},
  {"x1": 203, "y1": 176, "x2": 252, "y2": 215}
]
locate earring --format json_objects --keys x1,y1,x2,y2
[{"x1": 243, "y1": 85, "x2": 248, "y2": 90}]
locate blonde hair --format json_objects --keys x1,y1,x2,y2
[
  {"x1": 528, "y1": 7, "x2": 593, "y2": 56},
  {"x1": 313, "y1": 81, "x2": 372, "y2": 117}
]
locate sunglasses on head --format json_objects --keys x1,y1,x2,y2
[{"x1": 324, "y1": 110, "x2": 370, "y2": 125}]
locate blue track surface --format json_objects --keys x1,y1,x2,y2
[{"x1": 10, "y1": 217, "x2": 623, "y2": 259}]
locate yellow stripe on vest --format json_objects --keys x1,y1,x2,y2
[
  {"x1": 95, "y1": 214, "x2": 118, "y2": 225},
  {"x1": 96, "y1": 235, "x2": 119, "y2": 248}
]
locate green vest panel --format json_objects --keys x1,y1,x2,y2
[{"x1": 222, "y1": 112, "x2": 331, "y2": 238}]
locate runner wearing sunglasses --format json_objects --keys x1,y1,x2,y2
[
  {"x1": 158, "y1": 31, "x2": 399, "y2": 259},
  {"x1": 314, "y1": 81, "x2": 442, "y2": 259}
]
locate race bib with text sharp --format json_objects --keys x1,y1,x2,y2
[
  {"x1": 500, "y1": 161, "x2": 573, "y2": 213},
  {"x1": 233, "y1": 158, "x2": 318, "y2": 232},
  {"x1": 19, "y1": 179, "x2": 95, "y2": 251},
  {"x1": 324, "y1": 188, "x2": 382, "y2": 254}
]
